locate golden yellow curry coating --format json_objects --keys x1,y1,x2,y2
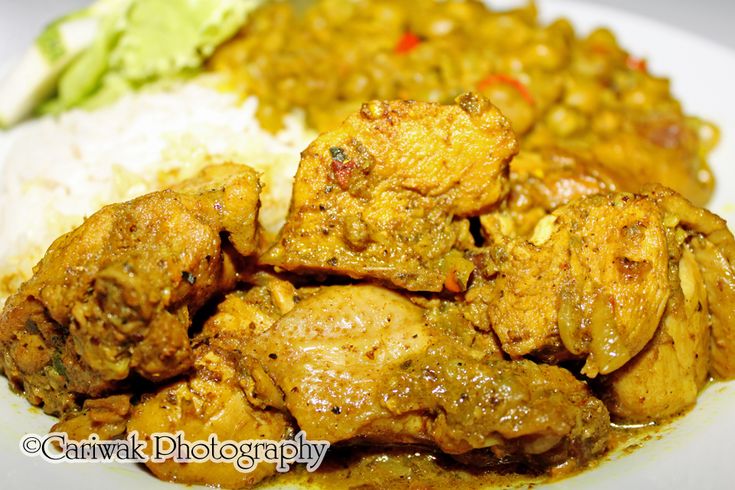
[
  {"x1": 128, "y1": 342, "x2": 291, "y2": 488},
  {"x1": 481, "y1": 190, "x2": 671, "y2": 372},
  {"x1": 0, "y1": 81, "x2": 733, "y2": 488},
  {"x1": 249, "y1": 284, "x2": 609, "y2": 470},
  {"x1": 481, "y1": 149, "x2": 620, "y2": 240},
  {"x1": 0, "y1": 164, "x2": 261, "y2": 415},
  {"x1": 597, "y1": 187, "x2": 735, "y2": 421},
  {"x1": 477, "y1": 187, "x2": 735, "y2": 379},
  {"x1": 262, "y1": 93, "x2": 517, "y2": 292},
  {"x1": 598, "y1": 246, "x2": 711, "y2": 422},
  {"x1": 51, "y1": 394, "x2": 132, "y2": 442},
  {"x1": 468, "y1": 185, "x2": 735, "y2": 422}
]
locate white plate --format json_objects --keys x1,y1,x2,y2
[{"x1": 1, "y1": 0, "x2": 735, "y2": 488}]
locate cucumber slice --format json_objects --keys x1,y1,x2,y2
[{"x1": 0, "y1": 16, "x2": 98, "y2": 127}]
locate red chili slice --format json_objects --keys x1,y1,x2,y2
[
  {"x1": 331, "y1": 159, "x2": 356, "y2": 189},
  {"x1": 477, "y1": 74, "x2": 535, "y2": 105},
  {"x1": 626, "y1": 55, "x2": 648, "y2": 73},
  {"x1": 395, "y1": 32, "x2": 421, "y2": 54}
]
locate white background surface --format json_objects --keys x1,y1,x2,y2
[{"x1": 1, "y1": 0, "x2": 735, "y2": 64}]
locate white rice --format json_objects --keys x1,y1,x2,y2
[{"x1": 0, "y1": 75, "x2": 316, "y2": 301}]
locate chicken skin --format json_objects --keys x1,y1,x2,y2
[
  {"x1": 127, "y1": 278, "x2": 298, "y2": 489},
  {"x1": 474, "y1": 185, "x2": 735, "y2": 421},
  {"x1": 597, "y1": 246, "x2": 710, "y2": 422},
  {"x1": 484, "y1": 190, "x2": 670, "y2": 375},
  {"x1": 249, "y1": 284, "x2": 610, "y2": 471},
  {"x1": 598, "y1": 187, "x2": 735, "y2": 421},
  {"x1": 0, "y1": 164, "x2": 261, "y2": 415},
  {"x1": 261, "y1": 93, "x2": 518, "y2": 292}
]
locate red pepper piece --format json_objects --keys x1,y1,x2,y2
[
  {"x1": 626, "y1": 55, "x2": 648, "y2": 73},
  {"x1": 331, "y1": 159, "x2": 356, "y2": 189},
  {"x1": 477, "y1": 74, "x2": 535, "y2": 105},
  {"x1": 395, "y1": 32, "x2": 421, "y2": 54},
  {"x1": 444, "y1": 269, "x2": 462, "y2": 293}
]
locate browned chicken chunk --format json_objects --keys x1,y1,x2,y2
[
  {"x1": 597, "y1": 246, "x2": 710, "y2": 422},
  {"x1": 598, "y1": 187, "x2": 735, "y2": 421},
  {"x1": 0, "y1": 164, "x2": 260, "y2": 415},
  {"x1": 484, "y1": 190, "x2": 670, "y2": 375},
  {"x1": 128, "y1": 282, "x2": 294, "y2": 489},
  {"x1": 588, "y1": 114, "x2": 714, "y2": 207},
  {"x1": 480, "y1": 149, "x2": 620, "y2": 240},
  {"x1": 249, "y1": 284, "x2": 610, "y2": 471},
  {"x1": 261, "y1": 93, "x2": 518, "y2": 292},
  {"x1": 51, "y1": 394, "x2": 132, "y2": 441},
  {"x1": 474, "y1": 185, "x2": 735, "y2": 422}
]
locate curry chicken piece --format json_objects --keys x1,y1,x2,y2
[
  {"x1": 249, "y1": 285, "x2": 610, "y2": 471},
  {"x1": 484, "y1": 190, "x2": 671, "y2": 375},
  {"x1": 598, "y1": 188, "x2": 735, "y2": 421},
  {"x1": 51, "y1": 394, "x2": 132, "y2": 441},
  {"x1": 588, "y1": 114, "x2": 714, "y2": 207},
  {"x1": 658, "y1": 188, "x2": 735, "y2": 381},
  {"x1": 261, "y1": 93, "x2": 518, "y2": 292},
  {"x1": 480, "y1": 148, "x2": 620, "y2": 240},
  {"x1": 523, "y1": 113, "x2": 715, "y2": 208},
  {"x1": 475, "y1": 185, "x2": 735, "y2": 422},
  {"x1": 130, "y1": 343, "x2": 291, "y2": 489},
  {"x1": 0, "y1": 164, "x2": 260, "y2": 415},
  {"x1": 128, "y1": 279, "x2": 296, "y2": 489},
  {"x1": 692, "y1": 237, "x2": 735, "y2": 379},
  {"x1": 597, "y1": 246, "x2": 710, "y2": 422},
  {"x1": 480, "y1": 138, "x2": 712, "y2": 245}
]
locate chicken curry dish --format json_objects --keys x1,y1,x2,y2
[
  {"x1": 1, "y1": 1, "x2": 734, "y2": 489},
  {"x1": 211, "y1": 0, "x2": 718, "y2": 207},
  {"x1": 2, "y1": 93, "x2": 734, "y2": 488}
]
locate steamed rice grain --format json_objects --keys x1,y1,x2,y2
[{"x1": 0, "y1": 75, "x2": 316, "y2": 301}]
